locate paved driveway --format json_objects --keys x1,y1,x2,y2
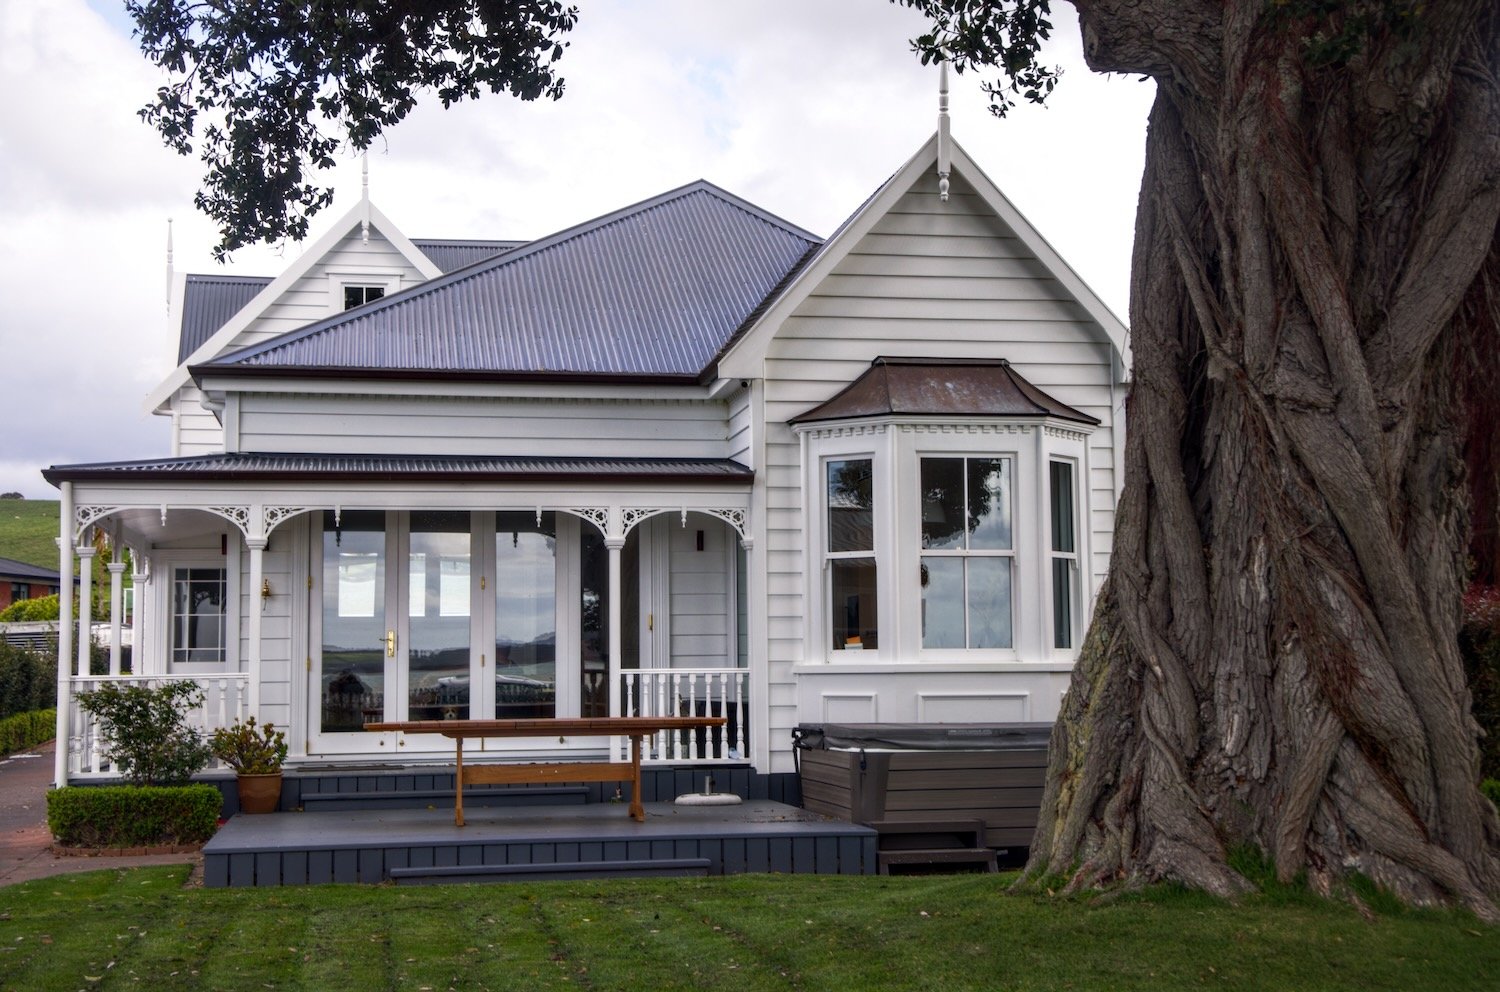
[{"x1": 0, "y1": 741, "x2": 200, "y2": 886}]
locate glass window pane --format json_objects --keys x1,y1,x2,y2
[
  {"x1": 827, "y1": 459, "x2": 874, "y2": 552},
  {"x1": 1053, "y1": 558, "x2": 1074, "y2": 650},
  {"x1": 967, "y1": 557, "x2": 1013, "y2": 649},
  {"x1": 172, "y1": 567, "x2": 226, "y2": 664},
  {"x1": 496, "y1": 511, "x2": 557, "y2": 718},
  {"x1": 830, "y1": 558, "x2": 878, "y2": 651},
  {"x1": 408, "y1": 512, "x2": 472, "y2": 721},
  {"x1": 967, "y1": 458, "x2": 1013, "y2": 550},
  {"x1": 1050, "y1": 461, "x2": 1075, "y2": 553},
  {"x1": 321, "y1": 510, "x2": 385, "y2": 731},
  {"x1": 920, "y1": 458, "x2": 965, "y2": 550},
  {"x1": 920, "y1": 557, "x2": 964, "y2": 648}
]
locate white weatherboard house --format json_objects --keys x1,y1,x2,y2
[{"x1": 46, "y1": 124, "x2": 1128, "y2": 791}]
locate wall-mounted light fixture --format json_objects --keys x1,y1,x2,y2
[{"x1": 261, "y1": 578, "x2": 272, "y2": 600}]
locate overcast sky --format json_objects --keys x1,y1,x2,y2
[{"x1": 0, "y1": 0, "x2": 1153, "y2": 499}]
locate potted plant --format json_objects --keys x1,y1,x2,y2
[{"x1": 210, "y1": 717, "x2": 288, "y2": 814}]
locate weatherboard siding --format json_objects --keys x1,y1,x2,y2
[
  {"x1": 174, "y1": 386, "x2": 224, "y2": 456},
  {"x1": 235, "y1": 393, "x2": 732, "y2": 459},
  {"x1": 757, "y1": 171, "x2": 1118, "y2": 771}
]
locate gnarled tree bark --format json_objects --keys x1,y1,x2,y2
[{"x1": 1021, "y1": 0, "x2": 1500, "y2": 917}]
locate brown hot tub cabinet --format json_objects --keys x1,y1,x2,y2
[{"x1": 794, "y1": 723, "x2": 1050, "y2": 854}]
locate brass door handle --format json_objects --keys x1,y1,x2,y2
[{"x1": 385, "y1": 630, "x2": 397, "y2": 657}]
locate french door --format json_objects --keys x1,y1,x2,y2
[{"x1": 309, "y1": 510, "x2": 599, "y2": 755}]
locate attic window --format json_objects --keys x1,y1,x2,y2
[{"x1": 343, "y1": 285, "x2": 385, "y2": 310}]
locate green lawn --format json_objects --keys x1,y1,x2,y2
[
  {"x1": 0, "y1": 500, "x2": 59, "y2": 570},
  {"x1": 0, "y1": 868, "x2": 1495, "y2": 991}
]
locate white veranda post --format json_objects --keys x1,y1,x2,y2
[{"x1": 54, "y1": 483, "x2": 74, "y2": 787}]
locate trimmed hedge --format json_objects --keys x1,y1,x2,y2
[
  {"x1": 46, "y1": 785, "x2": 221, "y2": 848},
  {"x1": 0, "y1": 708, "x2": 54, "y2": 757}
]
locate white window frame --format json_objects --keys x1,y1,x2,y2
[
  {"x1": 913, "y1": 452, "x2": 1020, "y2": 655},
  {"x1": 155, "y1": 544, "x2": 241, "y2": 675},
  {"x1": 325, "y1": 269, "x2": 405, "y2": 315},
  {"x1": 798, "y1": 416, "x2": 1094, "y2": 665},
  {"x1": 1047, "y1": 455, "x2": 1083, "y2": 655}
]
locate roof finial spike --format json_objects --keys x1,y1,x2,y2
[
  {"x1": 165, "y1": 218, "x2": 174, "y2": 313},
  {"x1": 937, "y1": 60, "x2": 952, "y2": 202},
  {"x1": 361, "y1": 152, "x2": 371, "y2": 244}
]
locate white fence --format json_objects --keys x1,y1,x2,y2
[
  {"x1": 67, "y1": 674, "x2": 250, "y2": 777},
  {"x1": 619, "y1": 667, "x2": 749, "y2": 764}
]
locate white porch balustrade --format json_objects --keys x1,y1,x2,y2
[
  {"x1": 67, "y1": 674, "x2": 250, "y2": 778},
  {"x1": 618, "y1": 667, "x2": 749, "y2": 764}
]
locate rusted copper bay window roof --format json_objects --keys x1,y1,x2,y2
[{"x1": 789, "y1": 357, "x2": 1100, "y2": 426}]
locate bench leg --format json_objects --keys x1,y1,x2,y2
[
  {"x1": 629, "y1": 735, "x2": 644, "y2": 822},
  {"x1": 454, "y1": 737, "x2": 465, "y2": 827}
]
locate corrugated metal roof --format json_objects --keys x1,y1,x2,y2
[
  {"x1": 205, "y1": 182, "x2": 821, "y2": 379},
  {"x1": 43, "y1": 452, "x2": 754, "y2": 485},
  {"x1": 178, "y1": 274, "x2": 272, "y2": 362},
  {"x1": 411, "y1": 239, "x2": 526, "y2": 273},
  {"x1": 0, "y1": 556, "x2": 61, "y2": 582},
  {"x1": 790, "y1": 357, "x2": 1101, "y2": 426}
]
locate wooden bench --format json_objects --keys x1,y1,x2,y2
[{"x1": 365, "y1": 717, "x2": 725, "y2": 826}]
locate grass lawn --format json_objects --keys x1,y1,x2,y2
[
  {"x1": 0, "y1": 500, "x2": 59, "y2": 570},
  {"x1": 0, "y1": 869, "x2": 1495, "y2": 991}
]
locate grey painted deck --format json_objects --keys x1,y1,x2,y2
[{"x1": 203, "y1": 800, "x2": 875, "y2": 887}]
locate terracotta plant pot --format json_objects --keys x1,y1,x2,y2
[{"x1": 236, "y1": 772, "x2": 282, "y2": 814}]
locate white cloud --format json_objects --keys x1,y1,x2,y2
[{"x1": 0, "y1": 0, "x2": 1152, "y2": 499}]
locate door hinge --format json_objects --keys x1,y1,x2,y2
[
  {"x1": 648, "y1": 612, "x2": 654, "y2": 631},
  {"x1": 481, "y1": 653, "x2": 486, "y2": 668},
  {"x1": 307, "y1": 575, "x2": 313, "y2": 591},
  {"x1": 481, "y1": 575, "x2": 487, "y2": 590},
  {"x1": 305, "y1": 656, "x2": 312, "y2": 672}
]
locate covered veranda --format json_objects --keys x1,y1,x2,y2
[{"x1": 42, "y1": 453, "x2": 762, "y2": 787}]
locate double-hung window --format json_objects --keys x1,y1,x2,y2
[
  {"x1": 919, "y1": 456, "x2": 1015, "y2": 650},
  {"x1": 171, "y1": 566, "x2": 227, "y2": 665},
  {"x1": 826, "y1": 458, "x2": 878, "y2": 651}
]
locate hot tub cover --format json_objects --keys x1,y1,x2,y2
[{"x1": 794, "y1": 723, "x2": 1051, "y2": 751}]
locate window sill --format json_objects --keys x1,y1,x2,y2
[{"x1": 792, "y1": 659, "x2": 1077, "y2": 675}]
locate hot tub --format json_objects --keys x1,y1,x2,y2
[{"x1": 794, "y1": 723, "x2": 1051, "y2": 851}]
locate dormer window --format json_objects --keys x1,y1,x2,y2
[{"x1": 343, "y1": 284, "x2": 386, "y2": 310}]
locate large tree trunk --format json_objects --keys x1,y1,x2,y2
[{"x1": 1024, "y1": 1, "x2": 1500, "y2": 917}]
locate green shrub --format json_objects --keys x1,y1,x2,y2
[
  {"x1": 1482, "y1": 779, "x2": 1500, "y2": 807},
  {"x1": 46, "y1": 785, "x2": 220, "y2": 847},
  {"x1": 1460, "y1": 585, "x2": 1500, "y2": 780},
  {"x1": 0, "y1": 708, "x2": 54, "y2": 756},
  {"x1": 210, "y1": 717, "x2": 288, "y2": 774},
  {"x1": 76, "y1": 681, "x2": 211, "y2": 785},
  {"x1": 0, "y1": 594, "x2": 59, "y2": 622},
  {"x1": 0, "y1": 641, "x2": 55, "y2": 719}
]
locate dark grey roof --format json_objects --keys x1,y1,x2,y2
[
  {"x1": 178, "y1": 274, "x2": 273, "y2": 362},
  {"x1": 791, "y1": 357, "x2": 1101, "y2": 426},
  {"x1": 44, "y1": 453, "x2": 753, "y2": 486},
  {"x1": 0, "y1": 556, "x2": 60, "y2": 582},
  {"x1": 412, "y1": 239, "x2": 525, "y2": 273},
  {"x1": 203, "y1": 182, "x2": 821, "y2": 380}
]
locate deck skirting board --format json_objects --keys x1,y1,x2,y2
[{"x1": 202, "y1": 800, "x2": 872, "y2": 886}]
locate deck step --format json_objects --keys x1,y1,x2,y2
[
  {"x1": 389, "y1": 858, "x2": 712, "y2": 885},
  {"x1": 877, "y1": 847, "x2": 999, "y2": 874},
  {"x1": 301, "y1": 786, "x2": 589, "y2": 812}
]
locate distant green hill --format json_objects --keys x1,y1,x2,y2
[{"x1": 0, "y1": 499, "x2": 61, "y2": 569}]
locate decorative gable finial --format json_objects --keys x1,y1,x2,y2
[
  {"x1": 165, "y1": 218, "x2": 174, "y2": 313},
  {"x1": 937, "y1": 60, "x2": 952, "y2": 202},
  {"x1": 361, "y1": 153, "x2": 371, "y2": 245}
]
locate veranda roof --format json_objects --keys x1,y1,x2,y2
[{"x1": 42, "y1": 453, "x2": 754, "y2": 486}]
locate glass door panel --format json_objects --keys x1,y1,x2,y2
[
  {"x1": 319, "y1": 510, "x2": 387, "y2": 732},
  {"x1": 495, "y1": 511, "x2": 557, "y2": 718},
  {"x1": 405, "y1": 511, "x2": 473, "y2": 721}
]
